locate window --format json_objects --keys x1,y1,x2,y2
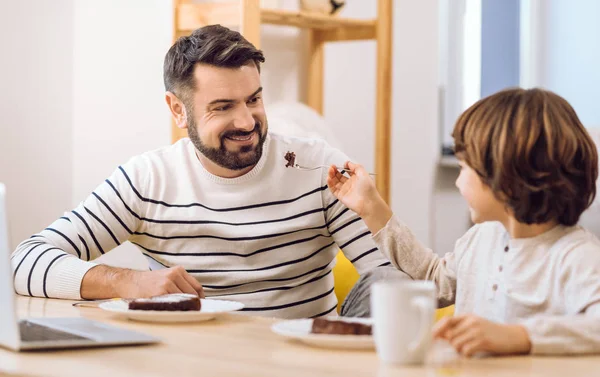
[
  {"x1": 440, "y1": 0, "x2": 600, "y2": 155},
  {"x1": 439, "y1": 0, "x2": 520, "y2": 154}
]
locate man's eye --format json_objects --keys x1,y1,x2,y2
[
  {"x1": 248, "y1": 96, "x2": 260, "y2": 104},
  {"x1": 215, "y1": 105, "x2": 231, "y2": 112}
]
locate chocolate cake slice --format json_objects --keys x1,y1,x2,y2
[
  {"x1": 128, "y1": 293, "x2": 201, "y2": 311},
  {"x1": 311, "y1": 318, "x2": 372, "y2": 335},
  {"x1": 284, "y1": 151, "x2": 296, "y2": 168}
]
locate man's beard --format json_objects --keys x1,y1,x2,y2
[{"x1": 187, "y1": 113, "x2": 268, "y2": 171}]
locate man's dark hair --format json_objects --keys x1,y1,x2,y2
[{"x1": 163, "y1": 25, "x2": 265, "y2": 101}]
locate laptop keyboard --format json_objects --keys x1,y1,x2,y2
[{"x1": 20, "y1": 320, "x2": 91, "y2": 342}]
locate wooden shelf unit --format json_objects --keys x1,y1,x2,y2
[{"x1": 172, "y1": 0, "x2": 393, "y2": 203}]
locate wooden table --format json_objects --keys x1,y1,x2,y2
[{"x1": 1, "y1": 297, "x2": 599, "y2": 377}]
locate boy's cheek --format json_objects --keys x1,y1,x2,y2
[{"x1": 458, "y1": 185, "x2": 474, "y2": 207}]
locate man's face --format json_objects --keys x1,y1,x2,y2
[{"x1": 185, "y1": 63, "x2": 267, "y2": 171}]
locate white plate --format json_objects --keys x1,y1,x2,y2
[
  {"x1": 99, "y1": 298, "x2": 244, "y2": 323},
  {"x1": 271, "y1": 317, "x2": 374, "y2": 350}
]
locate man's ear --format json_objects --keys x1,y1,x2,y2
[{"x1": 165, "y1": 91, "x2": 188, "y2": 130}]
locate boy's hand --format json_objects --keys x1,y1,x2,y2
[
  {"x1": 327, "y1": 161, "x2": 392, "y2": 234},
  {"x1": 327, "y1": 161, "x2": 378, "y2": 217},
  {"x1": 432, "y1": 314, "x2": 532, "y2": 357}
]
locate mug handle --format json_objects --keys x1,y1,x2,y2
[{"x1": 408, "y1": 297, "x2": 435, "y2": 351}]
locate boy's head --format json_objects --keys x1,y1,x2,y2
[{"x1": 452, "y1": 88, "x2": 598, "y2": 226}]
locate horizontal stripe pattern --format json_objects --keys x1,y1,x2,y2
[
  {"x1": 118, "y1": 166, "x2": 329, "y2": 211},
  {"x1": 240, "y1": 287, "x2": 335, "y2": 312},
  {"x1": 10, "y1": 135, "x2": 391, "y2": 317}
]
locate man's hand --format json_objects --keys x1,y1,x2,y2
[
  {"x1": 81, "y1": 265, "x2": 205, "y2": 299},
  {"x1": 432, "y1": 314, "x2": 531, "y2": 357},
  {"x1": 116, "y1": 266, "x2": 205, "y2": 298}
]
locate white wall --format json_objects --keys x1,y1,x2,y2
[
  {"x1": 72, "y1": 0, "x2": 173, "y2": 202},
  {"x1": 0, "y1": 0, "x2": 74, "y2": 248},
  {"x1": 390, "y1": 0, "x2": 441, "y2": 245},
  {"x1": 322, "y1": 2, "x2": 376, "y2": 170},
  {"x1": 71, "y1": 0, "x2": 174, "y2": 268}
]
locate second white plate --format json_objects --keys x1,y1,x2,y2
[{"x1": 271, "y1": 317, "x2": 374, "y2": 350}]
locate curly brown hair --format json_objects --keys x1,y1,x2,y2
[{"x1": 452, "y1": 88, "x2": 598, "y2": 226}]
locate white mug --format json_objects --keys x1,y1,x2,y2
[{"x1": 371, "y1": 280, "x2": 437, "y2": 365}]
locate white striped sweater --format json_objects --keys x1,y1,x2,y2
[{"x1": 11, "y1": 133, "x2": 390, "y2": 318}]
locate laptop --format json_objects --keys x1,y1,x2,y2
[{"x1": 0, "y1": 183, "x2": 159, "y2": 351}]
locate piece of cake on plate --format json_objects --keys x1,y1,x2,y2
[
  {"x1": 311, "y1": 318, "x2": 372, "y2": 335},
  {"x1": 128, "y1": 293, "x2": 201, "y2": 311}
]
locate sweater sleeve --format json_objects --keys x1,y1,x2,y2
[
  {"x1": 10, "y1": 158, "x2": 147, "y2": 299},
  {"x1": 371, "y1": 215, "x2": 478, "y2": 307},
  {"x1": 520, "y1": 241, "x2": 600, "y2": 355}
]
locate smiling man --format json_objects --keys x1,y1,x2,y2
[{"x1": 10, "y1": 25, "x2": 396, "y2": 318}]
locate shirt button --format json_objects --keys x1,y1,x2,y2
[
  {"x1": 499, "y1": 265, "x2": 503, "y2": 272},
  {"x1": 492, "y1": 284, "x2": 498, "y2": 291},
  {"x1": 504, "y1": 246, "x2": 509, "y2": 252}
]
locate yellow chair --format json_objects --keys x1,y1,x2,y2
[
  {"x1": 332, "y1": 251, "x2": 455, "y2": 319},
  {"x1": 435, "y1": 305, "x2": 455, "y2": 321},
  {"x1": 333, "y1": 251, "x2": 361, "y2": 312}
]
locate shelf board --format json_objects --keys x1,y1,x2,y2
[
  {"x1": 177, "y1": 3, "x2": 376, "y2": 41},
  {"x1": 261, "y1": 9, "x2": 375, "y2": 31}
]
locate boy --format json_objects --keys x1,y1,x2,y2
[{"x1": 327, "y1": 88, "x2": 600, "y2": 356}]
